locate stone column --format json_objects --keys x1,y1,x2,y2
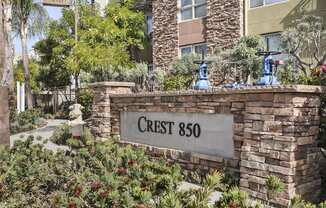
[
  {"x1": 0, "y1": 87, "x2": 10, "y2": 145},
  {"x1": 239, "y1": 88, "x2": 323, "y2": 206},
  {"x1": 88, "y1": 82, "x2": 135, "y2": 138},
  {"x1": 206, "y1": 0, "x2": 244, "y2": 52},
  {"x1": 152, "y1": 0, "x2": 178, "y2": 71}
]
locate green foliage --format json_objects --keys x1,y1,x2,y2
[
  {"x1": 163, "y1": 54, "x2": 199, "y2": 90},
  {"x1": 77, "y1": 88, "x2": 94, "y2": 120},
  {"x1": 50, "y1": 124, "x2": 72, "y2": 145},
  {"x1": 209, "y1": 35, "x2": 264, "y2": 84},
  {"x1": 164, "y1": 74, "x2": 193, "y2": 91},
  {"x1": 215, "y1": 187, "x2": 262, "y2": 208},
  {"x1": 10, "y1": 109, "x2": 47, "y2": 134},
  {"x1": 266, "y1": 175, "x2": 285, "y2": 202},
  {"x1": 0, "y1": 137, "x2": 183, "y2": 207},
  {"x1": 290, "y1": 196, "x2": 326, "y2": 208},
  {"x1": 14, "y1": 59, "x2": 41, "y2": 92},
  {"x1": 34, "y1": 0, "x2": 146, "y2": 88},
  {"x1": 51, "y1": 124, "x2": 95, "y2": 149},
  {"x1": 281, "y1": 15, "x2": 326, "y2": 76}
]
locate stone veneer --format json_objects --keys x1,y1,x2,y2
[
  {"x1": 152, "y1": 0, "x2": 179, "y2": 71},
  {"x1": 206, "y1": 0, "x2": 244, "y2": 52},
  {"x1": 0, "y1": 87, "x2": 9, "y2": 145},
  {"x1": 152, "y1": 0, "x2": 244, "y2": 71},
  {"x1": 89, "y1": 83, "x2": 323, "y2": 207},
  {"x1": 88, "y1": 82, "x2": 135, "y2": 138}
]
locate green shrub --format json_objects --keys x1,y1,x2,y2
[
  {"x1": 215, "y1": 187, "x2": 262, "y2": 208},
  {"x1": 0, "y1": 137, "x2": 183, "y2": 207},
  {"x1": 10, "y1": 109, "x2": 47, "y2": 134},
  {"x1": 163, "y1": 75, "x2": 193, "y2": 91},
  {"x1": 55, "y1": 101, "x2": 74, "y2": 120},
  {"x1": 266, "y1": 175, "x2": 285, "y2": 202},
  {"x1": 51, "y1": 124, "x2": 95, "y2": 149},
  {"x1": 50, "y1": 124, "x2": 72, "y2": 145},
  {"x1": 77, "y1": 88, "x2": 94, "y2": 120}
]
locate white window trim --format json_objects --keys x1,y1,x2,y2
[
  {"x1": 179, "y1": 43, "x2": 207, "y2": 57},
  {"x1": 248, "y1": 0, "x2": 288, "y2": 10},
  {"x1": 178, "y1": 0, "x2": 207, "y2": 22}
]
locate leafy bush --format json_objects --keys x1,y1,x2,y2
[
  {"x1": 0, "y1": 137, "x2": 183, "y2": 207},
  {"x1": 163, "y1": 55, "x2": 199, "y2": 91},
  {"x1": 0, "y1": 136, "x2": 324, "y2": 207},
  {"x1": 54, "y1": 101, "x2": 74, "y2": 119},
  {"x1": 164, "y1": 75, "x2": 193, "y2": 91},
  {"x1": 216, "y1": 187, "x2": 262, "y2": 208},
  {"x1": 266, "y1": 175, "x2": 285, "y2": 202},
  {"x1": 50, "y1": 125, "x2": 95, "y2": 149},
  {"x1": 290, "y1": 196, "x2": 326, "y2": 208},
  {"x1": 77, "y1": 88, "x2": 94, "y2": 120},
  {"x1": 10, "y1": 109, "x2": 47, "y2": 134}
]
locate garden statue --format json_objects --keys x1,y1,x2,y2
[
  {"x1": 194, "y1": 51, "x2": 211, "y2": 90},
  {"x1": 68, "y1": 103, "x2": 85, "y2": 138},
  {"x1": 256, "y1": 51, "x2": 284, "y2": 85}
]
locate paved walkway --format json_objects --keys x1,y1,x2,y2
[{"x1": 10, "y1": 119, "x2": 70, "y2": 151}]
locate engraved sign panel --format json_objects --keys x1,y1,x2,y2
[
  {"x1": 120, "y1": 112, "x2": 234, "y2": 158},
  {"x1": 43, "y1": 0, "x2": 70, "y2": 7}
]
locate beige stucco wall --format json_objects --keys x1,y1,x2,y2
[{"x1": 247, "y1": 0, "x2": 326, "y2": 35}]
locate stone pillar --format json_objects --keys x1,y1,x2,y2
[
  {"x1": 206, "y1": 0, "x2": 244, "y2": 52},
  {"x1": 152, "y1": 0, "x2": 178, "y2": 71},
  {"x1": 88, "y1": 82, "x2": 135, "y2": 138},
  {"x1": 239, "y1": 89, "x2": 322, "y2": 206},
  {"x1": 0, "y1": 87, "x2": 10, "y2": 145}
]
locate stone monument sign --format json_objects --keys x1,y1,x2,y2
[{"x1": 120, "y1": 111, "x2": 234, "y2": 158}]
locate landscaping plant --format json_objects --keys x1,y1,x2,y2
[
  {"x1": 10, "y1": 109, "x2": 47, "y2": 134},
  {"x1": 0, "y1": 137, "x2": 183, "y2": 207},
  {"x1": 77, "y1": 88, "x2": 94, "y2": 120}
]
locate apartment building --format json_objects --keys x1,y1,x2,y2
[
  {"x1": 141, "y1": 0, "x2": 326, "y2": 71},
  {"x1": 247, "y1": 0, "x2": 326, "y2": 52}
]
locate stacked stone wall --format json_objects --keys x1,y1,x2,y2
[
  {"x1": 205, "y1": 0, "x2": 244, "y2": 52},
  {"x1": 90, "y1": 83, "x2": 323, "y2": 207},
  {"x1": 152, "y1": 0, "x2": 178, "y2": 71},
  {"x1": 152, "y1": 0, "x2": 244, "y2": 71},
  {"x1": 0, "y1": 87, "x2": 9, "y2": 145}
]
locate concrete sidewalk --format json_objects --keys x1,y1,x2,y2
[{"x1": 10, "y1": 119, "x2": 70, "y2": 151}]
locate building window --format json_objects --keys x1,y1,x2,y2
[
  {"x1": 180, "y1": 43, "x2": 207, "y2": 57},
  {"x1": 263, "y1": 33, "x2": 282, "y2": 51},
  {"x1": 146, "y1": 15, "x2": 153, "y2": 34},
  {"x1": 180, "y1": 0, "x2": 207, "y2": 21},
  {"x1": 263, "y1": 33, "x2": 288, "y2": 60},
  {"x1": 250, "y1": 0, "x2": 286, "y2": 8}
]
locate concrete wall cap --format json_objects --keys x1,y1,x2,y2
[
  {"x1": 88, "y1": 82, "x2": 135, "y2": 88},
  {"x1": 110, "y1": 85, "x2": 326, "y2": 98}
]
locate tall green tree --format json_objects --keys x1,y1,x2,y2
[
  {"x1": 12, "y1": 0, "x2": 48, "y2": 109},
  {"x1": 34, "y1": 0, "x2": 145, "y2": 89},
  {"x1": 281, "y1": 15, "x2": 326, "y2": 77}
]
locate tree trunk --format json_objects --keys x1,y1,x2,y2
[
  {"x1": 0, "y1": 2, "x2": 4, "y2": 80},
  {"x1": 20, "y1": 23, "x2": 33, "y2": 109},
  {"x1": 1, "y1": 0, "x2": 14, "y2": 90}
]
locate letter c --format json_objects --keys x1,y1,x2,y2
[{"x1": 138, "y1": 116, "x2": 146, "y2": 133}]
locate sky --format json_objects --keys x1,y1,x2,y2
[{"x1": 14, "y1": 6, "x2": 63, "y2": 56}]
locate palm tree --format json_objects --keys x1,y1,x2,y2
[
  {"x1": 12, "y1": 0, "x2": 48, "y2": 109},
  {"x1": 1, "y1": 0, "x2": 14, "y2": 89}
]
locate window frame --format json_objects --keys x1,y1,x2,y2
[
  {"x1": 249, "y1": 0, "x2": 288, "y2": 9},
  {"x1": 179, "y1": 43, "x2": 208, "y2": 57},
  {"x1": 262, "y1": 32, "x2": 282, "y2": 51},
  {"x1": 145, "y1": 15, "x2": 153, "y2": 35},
  {"x1": 262, "y1": 32, "x2": 289, "y2": 60},
  {"x1": 179, "y1": 0, "x2": 207, "y2": 22}
]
